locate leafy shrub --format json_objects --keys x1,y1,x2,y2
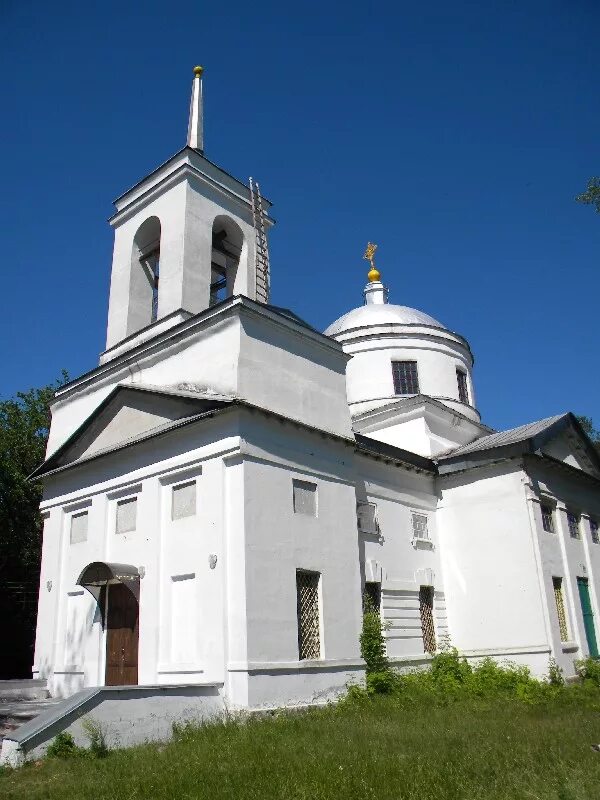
[
  {"x1": 360, "y1": 609, "x2": 388, "y2": 675},
  {"x1": 469, "y1": 658, "x2": 534, "y2": 697},
  {"x1": 575, "y1": 657, "x2": 600, "y2": 687},
  {"x1": 429, "y1": 648, "x2": 472, "y2": 685},
  {"x1": 547, "y1": 657, "x2": 565, "y2": 687},
  {"x1": 81, "y1": 717, "x2": 108, "y2": 758},
  {"x1": 366, "y1": 671, "x2": 397, "y2": 695},
  {"x1": 344, "y1": 683, "x2": 369, "y2": 702},
  {"x1": 46, "y1": 732, "x2": 78, "y2": 759}
]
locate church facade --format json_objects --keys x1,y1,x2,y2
[{"x1": 32, "y1": 69, "x2": 600, "y2": 706}]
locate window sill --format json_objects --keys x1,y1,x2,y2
[
  {"x1": 157, "y1": 663, "x2": 205, "y2": 674},
  {"x1": 561, "y1": 641, "x2": 579, "y2": 653},
  {"x1": 411, "y1": 538, "x2": 434, "y2": 550}
]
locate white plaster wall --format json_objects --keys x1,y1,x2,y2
[
  {"x1": 355, "y1": 454, "x2": 447, "y2": 659},
  {"x1": 437, "y1": 464, "x2": 550, "y2": 674},
  {"x1": 156, "y1": 458, "x2": 225, "y2": 686},
  {"x1": 47, "y1": 313, "x2": 241, "y2": 456},
  {"x1": 37, "y1": 413, "x2": 241, "y2": 698},
  {"x1": 542, "y1": 434, "x2": 593, "y2": 473},
  {"x1": 361, "y1": 417, "x2": 429, "y2": 454},
  {"x1": 38, "y1": 406, "x2": 362, "y2": 707},
  {"x1": 237, "y1": 314, "x2": 352, "y2": 439},
  {"x1": 47, "y1": 303, "x2": 351, "y2": 458},
  {"x1": 526, "y1": 459, "x2": 600, "y2": 674},
  {"x1": 234, "y1": 415, "x2": 363, "y2": 707}
]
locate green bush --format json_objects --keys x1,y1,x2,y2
[
  {"x1": 429, "y1": 648, "x2": 472, "y2": 685},
  {"x1": 575, "y1": 656, "x2": 600, "y2": 687},
  {"x1": 46, "y1": 732, "x2": 78, "y2": 759},
  {"x1": 547, "y1": 657, "x2": 565, "y2": 687},
  {"x1": 81, "y1": 717, "x2": 108, "y2": 758},
  {"x1": 469, "y1": 658, "x2": 534, "y2": 696},
  {"x1": 360, "y1": 610, "x2": 388, "y2": 675},
  {"x1": 366, "y1": 671, "x2": 397, "y2": 695}
]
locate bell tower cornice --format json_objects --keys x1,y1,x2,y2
[{"x1": 109, "y1": 147, "x2": 273, "y2": 228}]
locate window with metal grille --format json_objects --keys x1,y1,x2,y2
[
  {"x1": 567, "y1": 510, "x2": 580, "y2": 539},
  {"x1": 541, "y1": 504, "x2": 554, "y2": 533},
  {"x1": 552, "y1": 577, "x2": 569, "y2": 641},
  {"x1": 116, "y1": 497, "x2": 137, "y2": 534},
  {"x1": 296, "y1": 570, "x2": 321, "y2": 660},
  {"x1": 357, "y1": 501, "x2": 378, "y2": 534},
  {"x1": 363, "y1": 582, "x2": 381, "y2": 613},
  {"x1": 412, "y1": 512, "x2": 430, "y2": 541},
  {"x1": 419, "y1": 586, "x2": 436, "y2": 654},
  {"x1": 70, "y1": 511, "x2": 88, "y2": 545},
  {"x1": 392, "y1": 361, "x2": 420, "y2": 395},
  {"x1": 590, "y1": 519, "x2": 599, "y2": 545},
  {"x1": 456, "y1": 369, "x2": 469, "y2": 404},
  {"x1": 172, "y1": 481, "x2": 196, "y2": 520},
  {"x1": 293, "y1": 479, "x2": 317, "y2": 516}
]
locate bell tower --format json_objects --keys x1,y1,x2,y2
[{"x1": 103, "y1": 67, "x2": 273, "y2": 355}]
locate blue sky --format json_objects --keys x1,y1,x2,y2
[{"x1": 1, "y1": 0, "x2": 598, "y2": 432}]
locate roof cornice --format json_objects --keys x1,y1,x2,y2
[
  {"x1": 53, "y1": 296, "x2": 346, "y2": 405},
  {"x1": 32, "y1": 395, "x2": 436, "y2": 481}
]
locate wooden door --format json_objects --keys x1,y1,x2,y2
[
  {"x1": 577, "y1": 577, "x2": 599, "y2": 659},
  {"x1": 105, "y1": 583, "x2": 139, "y2": 686}
]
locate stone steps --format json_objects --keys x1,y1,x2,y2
[{"x1": 0, "y1": 681, "x2": 60, "y2": 742}]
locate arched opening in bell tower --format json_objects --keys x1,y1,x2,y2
[
  {"x1": 210, "y1": 216, "x2": 243, "y2": 306},
  {"x1": 129, "y1": 217, "x2": 162, "y2": 332}
]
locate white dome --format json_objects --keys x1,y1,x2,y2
[{"x1": 324, "y1": 303, "x2": 445, "y2": 337}]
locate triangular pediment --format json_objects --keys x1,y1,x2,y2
[
  {"x1": 37, "y1": 385, "x2": 231, "y2": 476},
  {"x1": 537, "y1": 419, "x2": 600, "y2": 477},
  {"x1": 438, "y1": 413, "x2": 600, "y2": 479}
]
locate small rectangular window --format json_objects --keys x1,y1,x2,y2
[
  {"x1": 172, "y1": 481, "x2": 196, "y2": 520},
  {"x1": 70, "y1": 511, "x2": 88, "y2": 545},
  {"x1": 293, "y1": 479, "x2": 317, "y2": 516},
  {"x1": 357, "y1": 501, "x2": 378, "y2": 534},
  {"x1": 296, "y1": 570, "x2": 321, "y2": 660},
  {"x1": 392, "y1": 361, "x2": 420, "y2": 395},
  {"x1": 116, "y1": 497, "x2": 137, "y2": 534},
  {"x1": 412, "y1": 512, "x2": 430, "y2": 541},
  {"x1": 553, "y1": 577, "x2": 569, "y2": 641},
  {"x1": 456, "y1": 369, "x2": 469, "y2": 404},
  {"x1": 567, "y1": 510, "x2": 580, "y2": 539},
  {"x1": 541, "y1": 504, "x2": 554, "y2": 533},
  {"x1": 363, "y1": 582, "x2": 381, "y2": 613},
  {"x1": 591, "y1": 519, "x2": 599, "y2": 544},
  {"x1": 419, "y1": 586, "x2": 436, "y2": 655}
]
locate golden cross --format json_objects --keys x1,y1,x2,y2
[{"x1": 363, "y1": 242, "x2": 377, "y2": 270}]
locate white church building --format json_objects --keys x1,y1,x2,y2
[{"x1": 31, "y1": 68, "x2": 600, "y2": 708}]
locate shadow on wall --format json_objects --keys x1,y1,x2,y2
[{"x1": 0, "y1": 581, "x2": 39, "y2": 679}]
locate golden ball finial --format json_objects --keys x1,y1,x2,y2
[
  {"x1": 367, "y1": 267, "x2": 381, "y2": 282},
  {"x1": 193, "y1": 65, "x2": 204, "y2": 77}
]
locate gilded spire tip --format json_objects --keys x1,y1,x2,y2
[
  {"x1": 363, "y1": 242, "x2": 380, "y2": 282},
  {"x1": 193, "y1": 65, "x2": 204, "y2": 77}
]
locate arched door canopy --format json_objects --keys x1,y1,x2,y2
[{"x1": 77, "y1": 562, "x2": 140, "y2": 600}]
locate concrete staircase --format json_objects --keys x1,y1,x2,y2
[{"x1": 0, "y1": 680, "x2": 60, "y2": 742}]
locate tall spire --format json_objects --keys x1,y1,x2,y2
[{"x1": 187, "y1": 65, "x2": 204, "y2": 152}]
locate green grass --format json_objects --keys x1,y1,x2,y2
[{"x1": 3, "y1": 690, "x2": 600, "y2": 800}]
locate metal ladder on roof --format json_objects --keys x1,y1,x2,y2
[{"x1": 249, "y1": 177, "x2": 270, "y2": 304}]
